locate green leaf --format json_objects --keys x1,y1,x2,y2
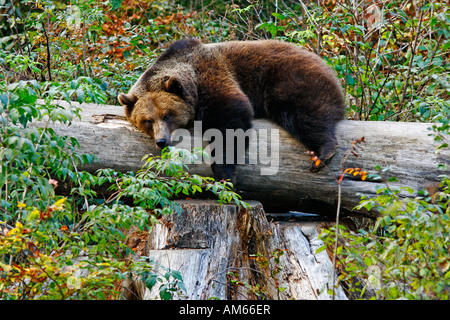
[
  {"x1": 110, "y1": 0, "x2": 123, "y2": 10},
  {"x1": 71, "y1": 80, "x2": 78, "y2": 89},
  {"x1": 346, "y1": 74, "x2": 356, "y2": 86},
  {"x1": 171, "y1": 270, "x2": 183, "y2": 281},
  {"x1": 144, "y1": 276, "x2": 157, "y2": 290},
  {"x1": 159, "y1": 285, "x2": 172, "y2": 300},
  {"x1": 7, "y1": 83, "x2": 19, "y2": 91},
  {"x1": 271, "y1": 12, "x2": 286, "y2": 20},
  {"x1": 30, "y1": 80, "x2": 41, "y2": 91},
  {"x1": 0, "y1": 93, "x2": 8, "y2": 107},
  {"x1": 76, "y1": 88, "x2": 84, "y2": 103},
  {"x1": 387, "y1": 176, "x2": 398, "y2": 183},
  {"x1": 0, "y1": 166, "x2": 6, "y2": 188},
  {"x1": 442, "y1": 40, "x2": 450, "y2": 51},
  {"x1": 315, "y1": 244, "x2": 328, "y2": 254}
]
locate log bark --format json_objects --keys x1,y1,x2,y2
[
  {"x1": 35, "y1": 100, "x2": 449, "y2": 218},
  {"x1": 125, "y1": 200, "x2": 349, "y2": 300}
]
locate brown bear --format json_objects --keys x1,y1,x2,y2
[{"x1": 118, "y1": 38, "x2": 345, "y2": 182}]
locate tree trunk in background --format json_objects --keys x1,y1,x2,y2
[{"x1": 36, "y1": 100, "x2": 448, "y2": 218}]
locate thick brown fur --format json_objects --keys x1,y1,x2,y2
[{"x1": 118, "y1": 38, "x2": 345, "y2": 182}]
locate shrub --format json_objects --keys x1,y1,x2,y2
[
  {"x1": 0, "y1": 52, "x2": 246, "y2": 299},
  {"x1": 318, "y1": 122, "x2": 449, "y2": 300}
]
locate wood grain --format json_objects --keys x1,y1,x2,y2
[{"x1": 34, "y1": 100, "x2": 448, "y2": 217}]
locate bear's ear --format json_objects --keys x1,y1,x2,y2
[
  {"x1": 118, "y1": 93, "x2": 138, "y2": 117},
  {"x1": 163, "y1": 76, "x2": 183, "y2": 96},
  {"x1": 118, "y1": 93, "x2": 138, "y2": 107}
]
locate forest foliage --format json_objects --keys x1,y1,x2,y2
[{"x1": 0, "y1": 0, "x2": 449, "y2": 299}]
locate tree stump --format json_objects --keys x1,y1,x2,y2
[{"x1": 127, "y1": 200, "x2": 348, "y2": 300}]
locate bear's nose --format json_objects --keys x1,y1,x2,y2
[{"x1": 156, "y1": 139, "x2": 167, "y2": 149}]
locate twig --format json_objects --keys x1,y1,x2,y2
[
  {"x1": 331, "y1": 182, "x2": 342, "y2": 300},
  {"x1": 42, "y1": 23, "x2": 52, "y2": 82},
  {"x1": 368, "y1": 50, "x2": 402, "y2": 116},
  {"x1": 71, "y1": 157, "x2": 90, "y2": 212},
  {"x1": 398, "y1": 4, "x2": 424, "y2": 119},
  {"x1": 29, "y1": 253, "x2": 66, "y2": 299},
  {"x1": 331, "y1": 137, "x2": 366, "y2": 300},
  {"x1": 82, "y1": 16, "x2": 88, "y2": 77}
]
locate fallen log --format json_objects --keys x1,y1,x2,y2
[{"x1": 35, "y1": 100, "x2": 448, "y2": 217}]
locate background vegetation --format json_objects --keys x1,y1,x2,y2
[{"x1": 1, "y1": 0, "x2": 449, "y2": 299}]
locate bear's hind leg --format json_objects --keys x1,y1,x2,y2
[
  {"x1": 309, "y1": 134, "x2": 338, "y2": 172},
  {"x1": 281, "y1": 115, "x2": 339, "y2": 172}
]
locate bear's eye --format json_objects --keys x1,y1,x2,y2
[
  {"x1": 143, "y1": 119, "x2": 153, "y2": 128},
  {"x1": 163, "y1": 113, "x2": 171, "y2": 121}
]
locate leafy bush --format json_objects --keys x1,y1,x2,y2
[
  {"x1": 318, "y1": 122, "x2": 449, "y2": 300},
  {"x1": 319, "y1": 174, "x2": 449, "y2": 300},
  {"x1": 0, "y1": 52, "x2": 246, "y2": 299}
]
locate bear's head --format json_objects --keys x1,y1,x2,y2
[{"x1": 118, "y1": 74, "x2": 197, "y2": 149}]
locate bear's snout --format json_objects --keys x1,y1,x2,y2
[
  {"x1": 153, "y1": 120, "x2": 172, "y2": 149},
  {"x1": 156, "y1": 139, "x2": 167, "y2": 149}
]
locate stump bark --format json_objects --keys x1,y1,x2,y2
[{"x1": 126, "y1": 200, "x2": 348, "y2": 300}]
